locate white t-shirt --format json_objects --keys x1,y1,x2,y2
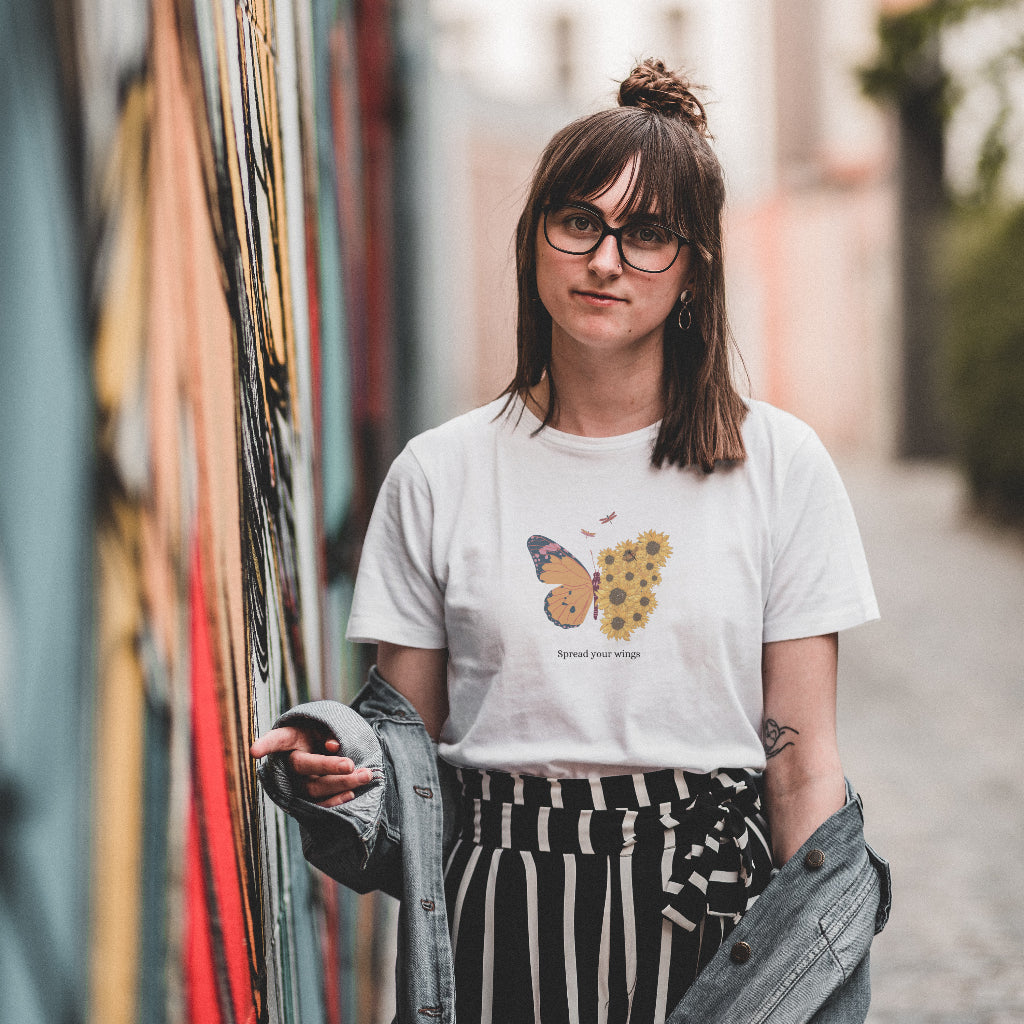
[{"x1": 346, "y1": 397, "x2": 878, "y2": 777}]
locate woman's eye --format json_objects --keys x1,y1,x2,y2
[
  {"x1": 566, "y1": 213, "x2": 598, "y2": 233},
  {"x1": 628, "y1": 225, "x2": 670, "y2": 246}
]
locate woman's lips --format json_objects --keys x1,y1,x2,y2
[{"x1": 574, "y1": 290, "x2": 626, "y2": 306}]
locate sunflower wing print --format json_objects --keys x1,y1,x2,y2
[
  {"x1": 528, "y1": 530, "x2": 671, "y2": 639},
  {"x1": 595, "y1": 530, "x2": 673, "y2": 641}
]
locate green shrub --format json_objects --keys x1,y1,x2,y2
[{"x1": 943, "y1": 204, "x2": 1024, "y2": 519}]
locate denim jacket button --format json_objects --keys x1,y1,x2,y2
[
  {"x1": 730, "y1": 941, "x2": 752, "y2": 964},
  {"x1": 804, "y1": 849, "x2": 826, "y2": 870}
]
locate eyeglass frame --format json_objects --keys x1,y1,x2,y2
[{"x1": 542, "y1": 201, "x2": 690, "y2": 274}]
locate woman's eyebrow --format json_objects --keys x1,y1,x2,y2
[
  {"x1": 624, "y1": 210, "x2": 666, "y2": 225},
  {"x1": 617, "y1": 208, "x2": 677, "y2": 231},
  {"x1": 562, "y1": 198, "x2": 602, "y2": 213},
  {"x1": 565, "y1": 199, "x2": 669, "y2": 226}
]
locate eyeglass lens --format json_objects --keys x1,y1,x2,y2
[{"x1": 544, "y1": 205, "x2": 682, "y2": 273}]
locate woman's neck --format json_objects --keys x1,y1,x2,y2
[{"x1": 529, "y1": 346, "x2": 665, "y2": 438}]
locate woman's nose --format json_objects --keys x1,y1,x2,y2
[{"x1": 588, "y1": 233, "x2": 622, "y2": 277}]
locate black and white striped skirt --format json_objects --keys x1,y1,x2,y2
[{"x1": 443, "y1": 765, "x2": 774, "y2": 1024}]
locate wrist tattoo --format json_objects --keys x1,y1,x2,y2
[{"x1": 762, "y1": 718, "x2": 799, "y2": 759}]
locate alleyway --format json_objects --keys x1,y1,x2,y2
[{"x1": 837, "y1": 461, "x2": 1024, "y2": 1024}]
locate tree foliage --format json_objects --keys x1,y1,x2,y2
[
  {"x1": 942, "y1": 206, "x2": 1024, "y2": 519},
  {"x1": 863, "y1": 0, "x2": 1024, "y2": 519},
  {"x1": 859, "y1": 0, "x2": 1022, "y2": 201}
]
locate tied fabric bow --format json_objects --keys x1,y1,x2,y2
[{"x1": 654, "y1": 778, "x2": 769, "y2": 933}]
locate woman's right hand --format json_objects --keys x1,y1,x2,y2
[{"x1": 250, "y1": 724, "x2": 374, "y2": 807}]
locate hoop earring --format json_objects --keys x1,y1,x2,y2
[{"x1": 677, "y1": 291, "x2": 693, "y2": 332}]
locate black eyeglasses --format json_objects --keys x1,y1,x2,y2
[{"x1": 543, "y1": 202, "x2": 689, "y2": 273}]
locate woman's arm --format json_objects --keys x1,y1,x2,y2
[
  {"x1": 377, "y1": 641, "x2": 449, "y2": 742},
  {"x1": 761, "y1": 633, "x2": 845, "y2": 866}
]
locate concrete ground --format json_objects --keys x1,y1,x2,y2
[{"x1": 837, "y1": 460, "x2": 1024, "y2": 1024}]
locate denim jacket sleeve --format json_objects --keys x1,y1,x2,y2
[
  {"x1": 256, "y1": 698, "x2": 404, "y2": 900},
  {"x1": 256, "y1": 672, "x2": 460, "y2": 1023},
  {"x1": 668, "y1": 780, "x2": 891, "y2": 1024}
]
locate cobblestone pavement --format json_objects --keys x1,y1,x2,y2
[{"x1": 836, "y1": 460, "x2": 1024, "y2": 1024}]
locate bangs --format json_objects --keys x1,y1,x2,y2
[{"x1": 540, "y1": 109, "x2": 712, "y2": 254}]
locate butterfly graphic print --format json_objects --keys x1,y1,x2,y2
[
  {"x1": 528, "y1": 531, "x2": 672, "y2": 641},
  {"x1": 527, "y1": 535, "x2": 601, "y2": 628}
]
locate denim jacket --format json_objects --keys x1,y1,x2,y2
[{"x1": 258, "y1": 668, "x2": 891, "y2": 1024}]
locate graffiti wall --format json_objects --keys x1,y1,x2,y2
[{"x1": 0, "y1": 0, "x2": 396, "y2": 1021}]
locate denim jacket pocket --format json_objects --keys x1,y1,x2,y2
[{"x1": 817, "y1": 847, "x2": 880, "y2": 981}]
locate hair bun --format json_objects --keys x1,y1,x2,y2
[{"x1": 618, "y1": 59, "x2": 709, "y2": 135}]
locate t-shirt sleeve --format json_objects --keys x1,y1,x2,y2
[
  {"x1": 762, "y1": 431, "x2": 879, "y2": 643},
  {"x1": 345, "y1": 445, "x2": 448, "y2": 648}
]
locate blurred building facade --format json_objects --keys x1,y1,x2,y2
[
  {"x1": 401, "y1": 0, "x2": 900, "y2": 456},
  {"x1": 1, "y1": 1, "x2": 402, "y2": 1022}
]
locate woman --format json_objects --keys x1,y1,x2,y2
[{"x1": 253, "y1": 59, "x2": 883, "y2": 1023}]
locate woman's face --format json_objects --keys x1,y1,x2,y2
[{"x1": 535, "y1": 160, "x2": 693, "y2": 362}]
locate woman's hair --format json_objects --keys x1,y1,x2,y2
[{"x1": 501, "y1": 58, "x2": 747, "y2": 471}]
